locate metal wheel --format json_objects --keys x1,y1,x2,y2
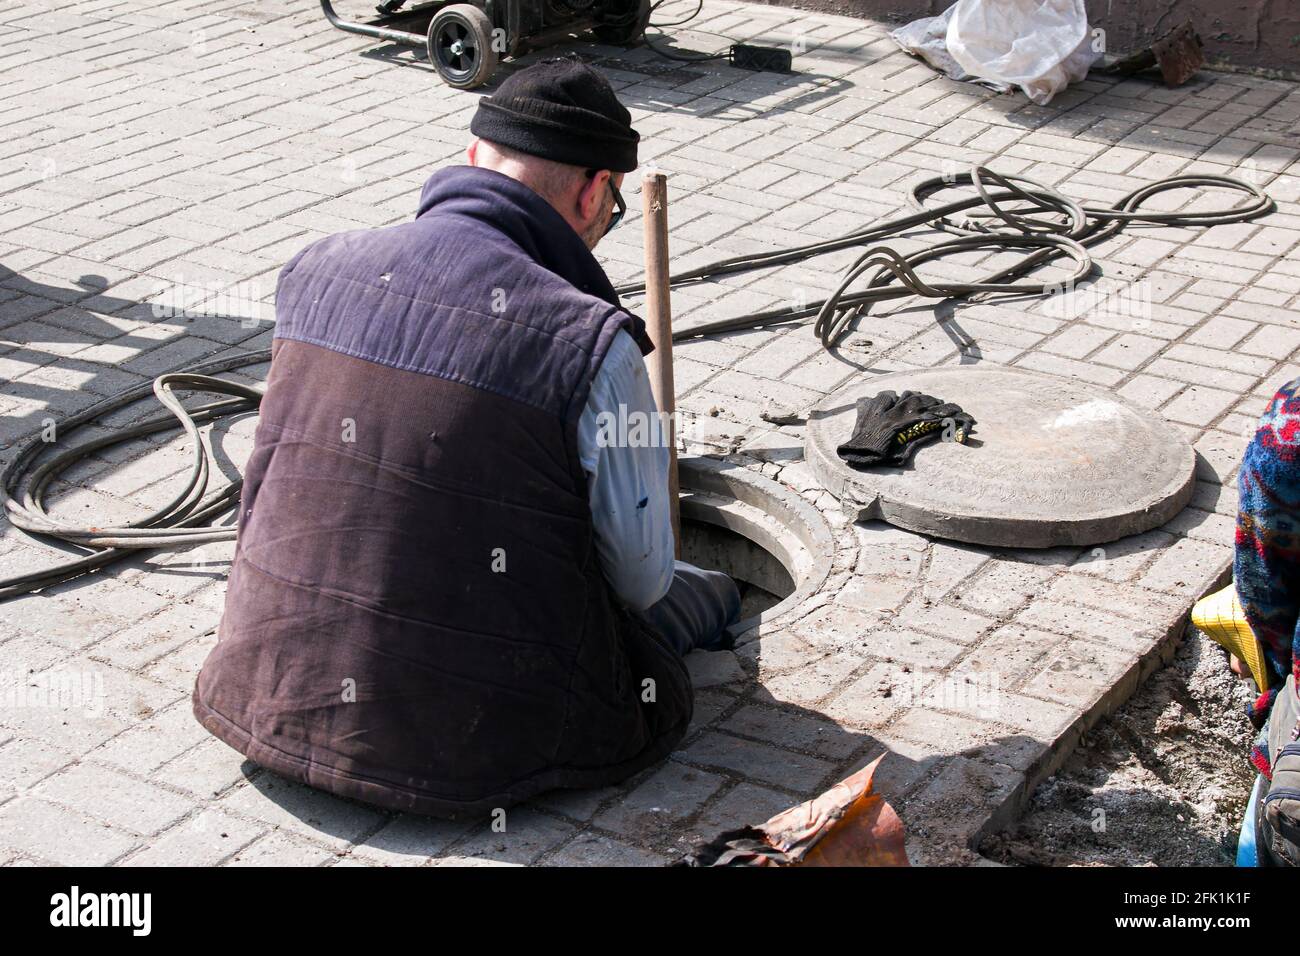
[
  {"x1": 427, "y1": 4, "x2": 498, "y2": 90},
  {"x1": 593, "y1": 0, "x2": 651, "y2": 45}
]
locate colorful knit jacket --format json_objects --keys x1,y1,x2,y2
[{"x1": 1235, "y1": 376, "x2": 1300, "y2": 779}]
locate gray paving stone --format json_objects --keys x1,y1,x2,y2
[
  {"x1": 593, "y1": 759, "x2": 727, "y2": 838},
  {"x1": 753, "y1": 650, "x2": 864, "y2": 707},
  {"x1": 822, "y1": 661, "x2": 912, "y2": 730},
  {"x1": 678, "y1": 730, "x2": 835, "y2": 792},
  {"x1": 88, "y1": 602, "x2": 216, "y2": 670},
  {"x1": 543, "y1": 832, "x2": 669, "y2": 866},
  {"x1": 90, "y1": 699, "x2": 210, "y2": 775},
  {"x1": 347, "y1": 814, "x2": 477, "y2": 866},
  {"x1": 0, "y1": 592, "x2": 134, "y2": 648},
  {"x1": 684, "y1": 649, "x2": 746, "y2": 688},
  {"x1": 216, "y1": 775, "x2": 385, "y2": 850},
  {"x1": 32, "y1": 760, "x2": 193, "y2": 836},
  {"x1": 223, "y1": 830, "x2": 337, "y2": 867},
  {"x1": 438, "y1": 808, "x2": 575, "y2": 866},
  {"x1": 151, "y1": 737, "x2": 250, "y2": 799},
  {"x1": 721, "y1": 701, "x2": 864, "y2": 757},
  {"x1": 121, "y1": 809, "x2": 264, "y2": 866},
  {"x1": 0, "y1": 735, "x2": 76, "y2": 797},
  {"x1": 1139, "y1": 535, "x2": 1235, "y2": 596},
  {"x1": 0, "y1": 796, "x2": 139, "y2": 866},
  {"x1": 891, "y1": 707, "x2": 1023, "y2": 766},
  {"x1": 894, "y1": 600, "x2": 996, "y2": 645}
]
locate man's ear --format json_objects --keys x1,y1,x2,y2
[
  {"x1": 466, "y1": 139, "x2": 480, "y2": 166},
  {"x1": 578, "y1": 169, "x2": 607, "y2": 224}
]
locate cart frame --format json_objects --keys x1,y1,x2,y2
[{"x1": 319, "y1": 0, "x2": 606, "y2": 63}]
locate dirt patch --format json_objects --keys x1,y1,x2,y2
[{"x1": 983, "y1": 626, "x2": 1258, "y2": 866}]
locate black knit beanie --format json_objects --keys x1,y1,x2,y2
[{"x1": 470, "y1": 57, "x2": 639, "y2": 172}]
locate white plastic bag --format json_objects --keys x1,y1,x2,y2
[
  {"x1": 945, "y1": 0, "x2": 1099, "y2": 105},
  {"x1": 889, "y1": 6, "x2": 1010, "y2": 93}
]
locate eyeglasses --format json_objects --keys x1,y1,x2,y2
[{"x1": 586, "y1": 169, "x2": 626, "y2": 236}]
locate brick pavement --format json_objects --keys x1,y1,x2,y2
[{"x1": 0, "y1": 0, "x2": 1298, "y2": 865}]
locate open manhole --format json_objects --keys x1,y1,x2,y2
[
  {"x1": 676, "y1": 456, "x2": 835, "y2": 642},
  {"x1": 680, "y1": 517, "x2": 795, "y2": 620}
]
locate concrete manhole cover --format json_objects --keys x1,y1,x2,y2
[{"x1": 805, "y1": 366, "x2": 1196, "y2": 548}]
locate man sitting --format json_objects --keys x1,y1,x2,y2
[{"x1": 193, "y1": 59, "x2": 739, "y2": 817}]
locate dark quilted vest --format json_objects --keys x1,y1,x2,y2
[{"x1": 192, "y1": 166, "x2": 692, "y2": 817}]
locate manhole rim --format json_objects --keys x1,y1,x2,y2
[{"x1": 678, "y1": 455, "x2": 835, "y2": 642}]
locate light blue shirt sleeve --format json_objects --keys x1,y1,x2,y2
[{"x1": 578, "y1": 329, "x2": 676, "y2": 611}]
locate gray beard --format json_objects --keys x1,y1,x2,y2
[{"x1": 581, "y1": 192, "x2": 615, "y2": 250}]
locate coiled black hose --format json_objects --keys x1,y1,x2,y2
[
  {"x1": 614, "y1": 166, "x2": 1273, "y2": 348},
  {"x1": 0, "y1": 166, "x2": 1273, "y2": 599},
  {"x1": 1, "y1": 351, "x2": 269, "y2": 600}
]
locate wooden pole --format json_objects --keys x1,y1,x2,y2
[{"x1": 641, "y1": 170, "x2": 680, "y2": 558}]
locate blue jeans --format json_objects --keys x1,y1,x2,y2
[{"x1": 636, "y1": 560, "x2": 741, "y2": 657}]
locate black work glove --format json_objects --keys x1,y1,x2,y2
[{"x1": 836, "y1": 390, "x2": 975, "y2": 468}]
